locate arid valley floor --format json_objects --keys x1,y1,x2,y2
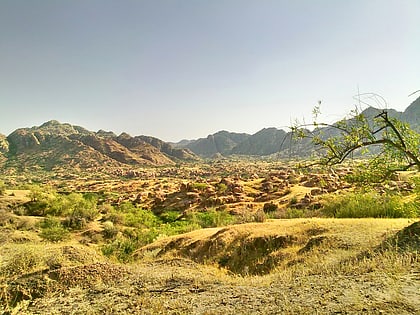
[{"x1": 1, "y1": 160, "x2": 419, "y2": 314}]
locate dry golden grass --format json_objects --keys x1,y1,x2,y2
[{"x1": 1, "y1": 218, "x2": 419, "y2": 314}]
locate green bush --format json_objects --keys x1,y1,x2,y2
[
  {"x1": 159, "y1": 210, "x2": 181, "y2": 223},
  {"x1": 285, "y1": 208, "x2": 305, "y2": 218},
  {"x1": 24, "y1": 200, "x2": 50, "y2": 216},
  {"x1": 159, "y1": 220, "x2": 201, "y2": 236},
  {"x1": 59, "y1": 193, "x2": 99, "y2": 229},
  {"x1": 190, "y1": 182, "x2": 208, "y2": 191},
  {"x1": 322, "y1": 191, "x2": 419, "y2": 218},
  {"x1": 39, "y1": 217, "x2": 69, "y2": 242},
  {"x1": 263, "y1": 202, "x2": 278, "y2": 213},
  {"x1": 118, "y1": 203, "x2": 160, "y2": 228},
  {"x1": 101, "y1": 238, "x2": 138, "y2": 262},
  {"x1": 189, "y1": 209, "x2": 235, "y2": 228},
  {"x1": 103, "y1": 210, "x2": 125, "y2": 225},
  {"x1": 102, "y1": 221, "x2": 119, "y2": 239},
  {"x1": 102, "y1": 228, "x2": 160, "y2": 262},
  {"x1": 215, "y1": 183, "x2": 228, "y2": 194}
]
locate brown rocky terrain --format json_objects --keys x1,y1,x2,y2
[
  {"x1": 0, "y1": 159, "x2": 418, "y2": 314},
  {"x1": 1, "y1": 120, "x2": 197, "y2": 172}
]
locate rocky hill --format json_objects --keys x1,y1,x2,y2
[
  {"x1": 174, "y1": 130, "x2": 250, "y2": 157},
  {"x1": 0, "y1": 120, "x2": 197, "y2": 171},
  {"x1": 176, "y1": 98, "x2": 420, "y2": 158},
  {"x1": 402, "y1": 96, "x2": 420, "y2": 132}
]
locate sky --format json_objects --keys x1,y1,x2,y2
[{"x1": 1, "y1": 0, "x2": 419, "y2": 142}]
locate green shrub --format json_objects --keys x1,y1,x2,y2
[
  {"x1": 159, "y1": 210, "x2": 181, "y2": 223},
  {"x1": 159, "y1": 220, "x2": 201, "y2": 236},
  {"x1": 103, "y1": 210, "x2": 125, "y2": 225},
  {"x1": 39, "y1": 217, "x2": 69, "y2": 242},
  {"x1": 24, "y1": 200, "x2": 49, "y2": 216},
  {"x1": 190, "y1": 182, "x2": 208, "y2": 191},
  {"x1": 102, "y1": 238, "x2": 138, "y2": 262},
  {"x1": 118, "y1": 203, "x2": 160, "y2": 228},
  {"x1": 59, "y1": 193, "x2": 99, "y2": 229},
  {"x1": 322, "y1": 191, "x2": 419, "y2": 218},
  {"x1": 289, "y1": 196, "x2": 298, "y2": 205},
  {"x1": 189, "y1": 209, "x2": 235, "y2": 228},
  {"x1": 102, "y1": 228, "x2": 160, "y2": 262},
  {"x1": 102, "y1": 221, "x2": 119, "y2": 239},
  {"x1": 285, "y1": 208, "x2": 305, "y2": 218},
  {"x1": 215, "y1": 183, "x2": 228, "y2": 194}
]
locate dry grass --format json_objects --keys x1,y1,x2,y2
[{"x1": 1, "y1": 218, "x2": 417, "y2": 314}]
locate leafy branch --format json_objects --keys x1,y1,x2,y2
[{"x1": 291, "y1": 93, "x2": 420, "y2": 180}]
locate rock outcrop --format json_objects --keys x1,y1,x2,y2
[{"x1": 3, "y1": 120, "x2": 198, "y2": 171}]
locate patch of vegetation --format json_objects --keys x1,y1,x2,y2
[
  {"x1": 190, "y1": 182, "x2": 208, "y2": 191},
  {"x1": 263, "y1": 202, "x2": 278, "y2": 213},
  {"x1": 215, "y1": 182, "x2": 228, "y2": 194},
  {"x1": 24, "y1": 187, "x2": 99, "y2": 228},
  {"x1": 188, "y1": 209, "x2": 235, "y2": 228},
  {"x1": 39, "y1": 217, "x2": 70, "y2": 242},
  {"x1": 0, "y1": 245, "x2": 43, "y2": 277},
  {"x1": 117, "y1": 202, "x2": 160, "y2": 228},
  {"x1": 321, "y1": 191, "x2": 419, "y2": 218}
]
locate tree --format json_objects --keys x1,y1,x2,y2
[{"x1": 292, "y1": 93, "x2": 420, "y2": 181}]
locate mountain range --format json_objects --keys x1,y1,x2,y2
[
  {"x1": 0, "y1": 97, "x2": 419, "y2": 171},
  {"x1": 174, "y1": 97, "x2": 420, "y2": 158},
  {"x1": 0, "y1": 120, "x2": 197, "y2": 172}
]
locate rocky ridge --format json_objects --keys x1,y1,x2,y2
[
  {"x1": 0, "y1": 120, "x2": 197, "y2": 171},
  {"x1": 175, "y1": 98, "x2": 420, "y2": 157}
]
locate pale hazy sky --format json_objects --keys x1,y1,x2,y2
[{"x1": 1, "y1": 0, "x2": 419, "y2": 141}]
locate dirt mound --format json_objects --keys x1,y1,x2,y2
[
  {"x1": 2, "y1": 262, "x2": 129, "y2": 309},
  {"x1": 48, "y1": 262, "x2": 129, "y2": 287},
  {"x1": 136, "y1": 221, "x2": 333, "y2": 275},
  {"x1": 380, "y1": 221, "x2": 420, "y2": 252},
  {"x1": 44, "y1": 245, "x2": 106, "y2": 269}
]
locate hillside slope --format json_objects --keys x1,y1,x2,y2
[{"x1": 2, "y1": 120, "x2": 196, "y2": 171}]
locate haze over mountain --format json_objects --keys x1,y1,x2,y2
[
  {"x1": 0, "y1": 98, "x2": 418, "y2": 171},
  {"x1": 175, "y1": 97, "x2": 420, "y2": 158}
]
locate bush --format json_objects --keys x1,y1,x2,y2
[
  {"x1": 0, "y1": 245, "x2": 42, "y2": 277},
  {"x1": 190, "y1": 182, "x2": 208, "y2": 191},
  {"x1": 102, "y1": 228, "x2": 160, "y2": 262},
  {"x1": 118, "y1": 203, "x2": 160, "y2": 228},
  {"x1": 263, "y1": 202, "x2": 278, "y2": 213},
  {"x1": 24, "y1": 200, "x2": 49, "y2": 216},
  {"x1": 102, "y1": 238, "x2": 138, "y2": 262},
  {"x1": 159, "y1": 210, "x2": 181, "y2": 223},
  {"x1": 159, "y1": 220, "x2": 201, "y2": 236},
  {"x1": 102, "y1": 221, "x2": 119, "y2": 239},
  {"x1": 39, "y1": 217, "x2": 70, "y2": 242},
  {"x1": 215, "y1": 183, "x2": 228, "y2": 194},
  {"x1": 189, "y1": 209, "x2": 235, "y2": 228},
  {"x1": 322, "y1": 191, "x2": 419, "y2": 218},
  {"x1": 60, "y1": 193, "x2": 99, "y2": 229}
]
